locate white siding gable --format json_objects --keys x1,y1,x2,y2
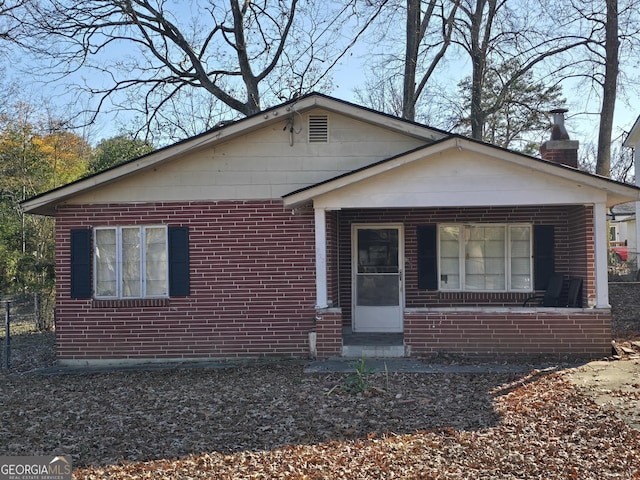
[
  {"x1": 69, "y1": 109, "x2": 427, "y2": 205},
  {"x1": 312, "y1": 148, "x2": 608, "y2": 210}
]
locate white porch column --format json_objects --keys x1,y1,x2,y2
[
  {"x1": 635, "y1": 147, "x2": 640, "y2": 256},
  {"x1": 593, "y1": 202, "x2": 610, "y2": 308},
  {"x1": 314, "y1": 207, "x2": 328, "y2": 308}
]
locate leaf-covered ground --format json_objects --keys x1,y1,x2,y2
[
  {"x1": 1, "y1": 324, "x2": 639, "y2": 479},
  {"x1": 1, "y1": 363, "x2": 639, "y2": 479}
]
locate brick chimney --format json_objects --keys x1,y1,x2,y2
[{"x1": 540, "y1": 108, "x2": 579, "y2": 168}]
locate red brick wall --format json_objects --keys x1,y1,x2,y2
[
  {"x1": 540, "y1": 144, "x2": 579, "y2": 168},
  {"x1": 405, "y1": 309, "x2": 611, "y2": 359},
  {"x1": 315, "y1": 309, "x2": 342, "y2": 358},
  {"x1": 567, "y1": 205, "x2": 594, "y2": 305},
  {"x1": 336, "y1": 206, "x2": 590, "y2": 326},
  {"x1": 54, "y1": 200, "x2": 317, "y2": 364}
]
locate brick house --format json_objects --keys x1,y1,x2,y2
[{"x1": 22, "y1": 93, "x2": 640, "y2": 366}]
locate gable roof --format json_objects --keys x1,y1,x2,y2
[
  {"x1": 283, "y1": 135, "x2": 640, "y2": 209},
  {"x1": 21, "y1": 92, "x2": 640, "y2": 215},
  {"x1": 21, "y1": 93, "x2": 447, "y2": 216}
]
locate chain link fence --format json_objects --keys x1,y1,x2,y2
[
  {"x1": 0, "y1": 292, "x2": 55, "y2": 331},
  {"x1": 1, "y1": 291, "x2": 56, "y2": 371}
]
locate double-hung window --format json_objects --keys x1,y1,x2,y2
[
  {"x1": 94, "y1": 226, "x2": 168, "y2": 298},
  {"x1": 438, "y1": 224, "x2": 532, "y2": 292}
]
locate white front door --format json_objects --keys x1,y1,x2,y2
[{"x1": 352, "y1": 225, "x2": 403, "y2": 333}]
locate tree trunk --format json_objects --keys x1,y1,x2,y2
[
  {"x1": 596, "y1": 0, "x2": 619, "y2": 178},
  {"x1": 402, "y1": 0, "x2": 420, "y2": 121},
  {"x1": 230, "y1": 0, "x2": 261, "y2": 116},
  {"x1": 468, "y1": 0, "x2": 487, "y2": 140}
]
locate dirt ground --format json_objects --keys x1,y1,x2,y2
[{"x1": 564, "y1": 356, "x2": 640, "y2": 430}]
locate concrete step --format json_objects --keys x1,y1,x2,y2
[{"x1": 341, "y1": 343, "x2": 407, "y2": 358}]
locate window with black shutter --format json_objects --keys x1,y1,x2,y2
[
  {"x1": 70, "y1": 229, "x2": 92, "y2": 299},
  {"x1": 417, "y1": 225, "x2": 438, "y2": 290}
]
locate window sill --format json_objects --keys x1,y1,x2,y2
[{"x1": 92, "y1": 298, "x2": 170, "y2": 308}]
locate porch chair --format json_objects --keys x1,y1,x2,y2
[
  {"x1": 566, "y1": 277, "x2": 583, "y2": 308},
  {"x1": 522, "y1": 273, "x2": 564, "y2": 307}
]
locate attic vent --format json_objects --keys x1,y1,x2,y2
[{"x1": 308, "y1": 115, "x2": 329, "y2": 143}]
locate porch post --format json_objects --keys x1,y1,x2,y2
[
  {"x1": 314, "y1": 207, "x2": 328, "y2": 308},
  {"x1": 635, "y1": 146, "x2": 640, "y2": 255},
  {"x1": 593, "y1": 202, "x2": 610, "y2": 308}
]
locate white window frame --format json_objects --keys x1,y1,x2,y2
[
  {"x1": 437, "y1": 223, "x2": 533, "y2": 293},
  {"x1": 94, "y1": 226, "x2": 169, "y2": 299}
]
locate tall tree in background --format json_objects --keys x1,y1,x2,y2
[
  {"x1": 20, "y1": 0, "x2": 384, "y2": 139},
  {"x1": 453, "y1": 60, "x2": 566, "y2": 152},
  {"x1": 453, "y1": 0, "x2": 587, "y2": 140},
  {"x1": 548, "y1": 0, "x2": 637, "y2": 177},
  {"x1": 354, "y1": 0, "x2": 457, "y2": 123},
  {"x1": 402, "y1": 0, "x2": 458, "y2": 121},
  {"x1": 88, "y1": 135, "x2": 154, "y2": 175},
  {"x1": 596, "y1": 0, "x2": 619, "y2": 177},
  {"x1": 0, "y1": 102, "x2": 88, "y2": 295}
]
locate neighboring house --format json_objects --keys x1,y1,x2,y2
[
  {"x1": 22, "y1": 94, "x2": 640, "y2": 366},
  {"x1": 608, "y1": 202, "x2": 636, "y2": 261}
]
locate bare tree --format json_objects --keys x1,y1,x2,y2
[
  {"x1": 20, "y1": 0, "x2": 381, "y2": 138},
  {"x1": 402, "y1": 0, "x2": 459, "y2": 121},
  {"x1": 454, "y1": 0, "x2": 588, "y2": 140},
  {"x1": 595, "y1": 0, "x2": 619, "y2": 177},
  {"x1": 535, "y1": 0, "x2": 640, "y2": 177},
  {"x1": 0, "y1": 0, "x2": 30, "y2": 53},
  {"x1": 353, "y1": 0, "x2": 457, "y2": 122}
]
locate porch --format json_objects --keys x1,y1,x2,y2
[
  {"x1": 281, "y1": 137, "x2": 629, "y2": 361},
  {"x1": 309, "y1": 204, "x2": 611, "y2": 360},
  {"x1": 315, "y1": 307, "x2": 612, "y2": 360}
]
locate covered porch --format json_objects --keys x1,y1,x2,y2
[
  {"x1": 283, "y1": 137, "x2": 638, "y2": 360},
  {"x1": 310, "y1": 205, "x2": 611, "y2": 360}
]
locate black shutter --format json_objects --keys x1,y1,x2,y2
[
  {"x1": 168, "y1": 226, "x2": 190, "y2": 296},
  {"x1": 533, "y1": 225, "x2": 555, "y2": 290},
  {"x1": 417, "y1": 225, "x2": 438, "y2": 290},
  {"x1": 70, "y1": 229, "x2": 92, "y2": 299}
]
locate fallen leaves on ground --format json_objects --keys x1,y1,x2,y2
[
  {"x1": 1, "y1": 363, "x2": 639, "y2": 479},
  {"x1": 2, "y1": 326, "x2": 640, "y2": 478}
]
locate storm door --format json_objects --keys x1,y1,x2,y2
[{"x1": 352, "y1": 225, "x2": 403, "y2": 332}]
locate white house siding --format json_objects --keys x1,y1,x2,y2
[
  {"x1": 67, "y1": 109, "x2": 427, "y2": 205},
  {"x1": 311, "y1": 149, "x2": 608, "y2": 210}
]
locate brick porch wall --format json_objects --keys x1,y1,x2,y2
[
  {"x1": 315, "y1": 308, "x2": 342, "y2": 358},
  {"x1": 55, "y1": 200, "x2": 317, "y2": 365},
  {"x1": 405, "y1": 309, "x2": 611, "y2": 359}
]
